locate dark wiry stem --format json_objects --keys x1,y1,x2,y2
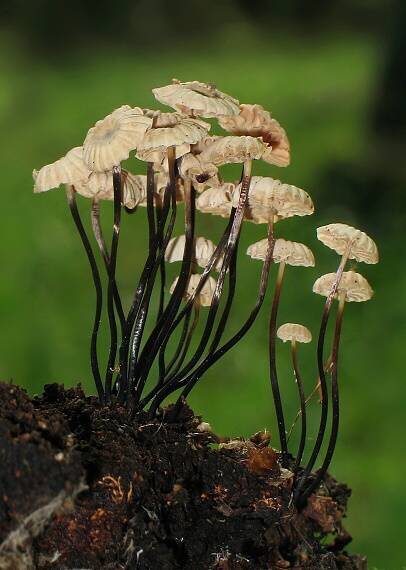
[
  {"x1": 65, "y1": 185, "x2": 105, "y2": 405},
  {"x1": 297, "y1": 293, "x2": 345, "y2": 503},
  {"x1": 137, "y1": 219, "x2": 235, "y2": 412},
  {"x1": 131, "y1": 152, "x2": 194, "y2": 405},
  {"x1": 291, "y1": 339, "x2": 307, "y2": 474},
  {"x1": 104, "y1": 165, "x2": 122, "y2": 403},
  {"x1": 269, "y1": 261, "x2": 288, "y2": 467},
  {"x1": 91, "y1": 197, "x2": 125, "y2": 329}
]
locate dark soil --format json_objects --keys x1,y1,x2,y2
[{"x1": 0, "y1": 381, "x2": 368, "y2": 569}]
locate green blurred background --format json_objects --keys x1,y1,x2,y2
[{"x1": 0, "y1": 0, "x2": 405, "y2": 567}]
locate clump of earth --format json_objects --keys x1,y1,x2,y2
[{"x1": 0, "y1": 382, "x2": 367, "y2": 569}]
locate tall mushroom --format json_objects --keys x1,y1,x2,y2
[{"x1": 277, "y1": 323, "x2": 312, "y2": 472}]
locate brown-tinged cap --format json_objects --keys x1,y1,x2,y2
[
  {"x1": 277, "y1": 323, "x2": 312, "y2": 343},
  {"x1": 152, "y1": 79, "x2": 240, "y2": 118},
  {"x1": 313, "y1": 271, "x2": 374, "y2": 302},
  {"x1": 218, "y1": 104, "x2": 290, "y2": 167},
  {"x1": 33, "y1": 146, "x2": 91, "y2": 192},
  {"x1": 317, "y1": 223, "x2": 379, "y2": 264},
  {"x1": 83, "y1": 106, "x2": 152, "y2": 172}
]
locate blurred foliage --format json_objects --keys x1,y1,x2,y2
[{"x1": 0, "y1": 1, "x2": 405, "y2": 567}]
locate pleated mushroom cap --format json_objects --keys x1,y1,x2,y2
[
  {"x1": 33, "y1": 146, "x2": 92, "y2": 192},
  {"x1": 317, "y1": 223, "x2": 379, "y2": 264},
  {"x1": 196, "y1": 183, "x2": 238, "y2": 218},
  {"x1": 200, "y1": 135, "x2": 267, "y2": 166},
  {"x1": 247, "y1": 238, "x2": 315, "y2": 266},
  {"x1": 73, "y1": 169, "x2": 146, "y2": 208},
  {"x1": 152, "y1": 79, "x2": 240, "y2": 118},
  {"x1": 246, "y1": 176, "x2": 314, "y2": 224},
  {"x1": 313, "y1": 271, "x2": 374, "y2": 302},
  {"x1": 277, "y1": 323, "x2": 312, "y2": 343},
  {"x1": 165, "y1": 236, "x2": 224, "y2": 271},
  {"x1": 83, "y1": 106, "x2": 152, "y2": 172},
  {"x1": 218, "y1": 104, "x2": 290, "y2": 167},
  {"x1": 170, "y1": 274, "x2": 217, "y2": 306},
  {"x1": 136, "y1": 113, "x2": 210, "y2": 164}
]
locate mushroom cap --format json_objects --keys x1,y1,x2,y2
[
  {"x1": 277, "y1": 323, "x2": 312, "y2": 343},
  {"x1": 73, "y1": 169, "x2": 146, "y2": 208},
  {"x1": 246, "y1": 238, "x2": 315, "y2": 266},
  {"x1": 245, "y1": 176, "x2": 314, "y2": 223},
  {"x1": 152, "y1": 79, "x2": 240, "y2": 118},
  {"x1": 170, "y1": 274, "x2": 217, "y2": 306},
  {"x1": 200, "y1": 135, "x2": 267, "y2": 166},
  {"x1": 138, "y1": 116, "x2": 210, "y2": 152},
  {"x1": 178, "y1": 153, "x2": 219, "y2": 191},
  {"x1": 33, "y1": 146, "x2": 92, "y2": 192},
  {"x1": 83, "y1": 106, "x2": 152, "y2": 172},
  {"x1": 195, "y1": 183, "x2": 238, "y2": 218},
  {"x1": 313, "y1": 271, "x2": 374, "y2": 302},
  {"x1": 218, "y1": 104, "x2": 290, "y2": 167},
  {"x1": 317, "y1": 223, "x2": 379, "y2": 264},
  {"x1": 165, "y1": 235, "x2": 224, "y2": 271}
]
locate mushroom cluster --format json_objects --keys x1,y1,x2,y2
[{"x1": 33, "y1": 79, "x2": 378, "y2": 505}]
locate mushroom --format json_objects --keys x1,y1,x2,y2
[
  {"x1": 136, "y1": 111, "x2": 210, "y2": 165},
  {"x1": 152, "y1": 79, "x2": 240, "y2": 118},
  {"x1": 277, "y1": 323, "x2": 312, "y2": 471},
  {"x1": 247, "y1": 238, "x2": 315, "y2": 467},
  {"x1": 218, "y1": 103, "x2": 290, "y2": 167},
  {"x1": 82, "y1": 106, "x2": 151, "y2": 172},
  {"x1": 170, "y1": 274, "x2": 217, "y2": 307},
  {"x1": 165, "y1": 235, "x2": 224, "y2": 272},
  {"x1": 33, "y1": 146, "x2": 92, "y2": 193},
  {"x1": 195, "y1": 183, "x2": 239, "y2": 218}
]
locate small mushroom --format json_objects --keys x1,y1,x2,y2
[
  {"x1": 247, "y1": 238, "x2": 315, "y2": 267},
  {"x1": 277, "y1": 323, "x2": 312, "y2": 471},
  {"x1": 245, "y1": 176, "x2": 314, "y2": 224},
  {"x1": 170, "y1": 274, "x2": 217, "y2": 307},
  {"x1": 218, "y1": 103, "x2": 290, "y2": 167},
  {"x1": 165, "y1": 235, "x2": 224, "y2": 272},
  {"x1": 312, "y1": 271, "x2": 373, "y2": 303},
  {"x1": 152, "y1": 79, "x2": 240, "y2": 118},
  {"x1": 83, "y1": 106, "x2": 152, "y2": 172},
  {"x1": 317, "y1": 223, "x2": 378, "y2": 265},
  {"x1": 33, "y1": 146, "x2": 92, "y2": 193}
]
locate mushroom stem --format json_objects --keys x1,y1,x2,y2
[
  {"x1": 293, "y1": 250, "x2": 349, "y2": 503},
  {"x1": 139, "y1": 216, "x2": 236, "y2": 413},
  {"x1": 291, "y1": 339, "x2": 307, "y2": 473},
  {"x1": 65, "y1": 184, "x2": 105, "y2": 406},
  {"x1": 287, "y1": 355, "x2": 333, "y2": 443},
  {"x1": 131, "y1": 158, "x2": 194, "y2": 405},
  {"x1": 165, "y1": 299, "x2": 201, "y2": 380},
  {"x1": 269, "y1": 260, "x2": 288, "y2": 467},
  {"x1": 164, "y1": 157, "x2": 253, "y2": 421},
  {"x1": 117, "y1": 172, "x2": 173, "y2": 405},
  {"x1": 91, "y1": 197, "x2": 125, "y2": 329},
  {"x1": 298, "y1": 292, "x2": 346, "y2": 503},
  {"x1": 164, "y1": 208, "x2": 275, "y2": 424},
  {"x1": 104, "y1": 164, "x2": 123, "y2": 403}
]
